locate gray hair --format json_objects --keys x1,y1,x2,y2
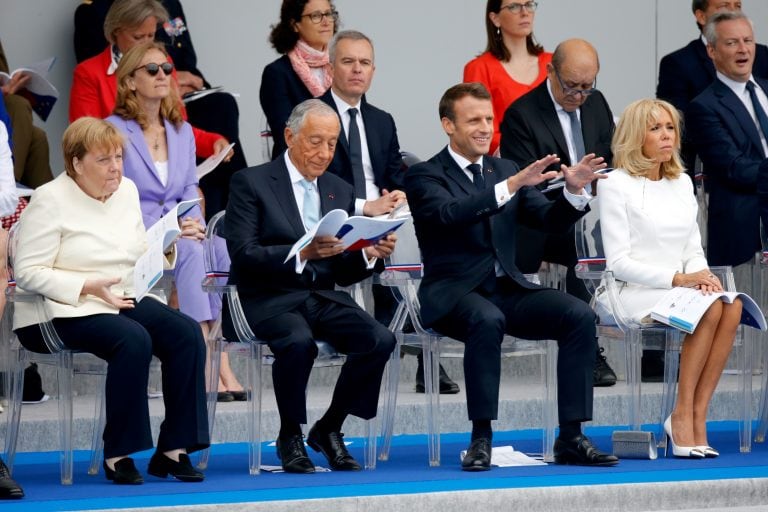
[
  {"x1": 329, "y1": 30, "x2": 375, "y2": 64},
  {"x1": 704, "y1": 11, "x2": 752, "y2": 46},
  {"x1": 285, "y1": 99, "x2": 338, "y2": 133},
  {"x1": 104, "y1": 0, "x2": 168, "y2": 44}
]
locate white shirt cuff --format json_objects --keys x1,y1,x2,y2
[
  {"x1": 494, "y1": 181, "x2": 515, "y2": 206},
  {"x1": 354, "y1": 198, "x2": 366, "y2": 216},
  {"x1": 563, "y1": 187, "x2": 592, "y2": 210},
  {"x1": 294, "y1": 252, "x2": 308, "y2": 274}
]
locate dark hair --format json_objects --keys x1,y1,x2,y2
[
  {"x1": 692, "y1": 0, "x2": 708, "y2": 14},
  {"x1": 439, "y1": 82, "x2": 492, "y2": 122},
  {"x1": 269, "y1": 0, "x2": 339, "y2": 54},
  {"x1": 483, "y1": 0, "x2": 543, "y2": 61}
]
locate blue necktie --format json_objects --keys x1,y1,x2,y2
[
  {"x1": 467, "y1": 163, "x2": 485, "y2": 191},
  {"x1": 746, "y1": 81, "x2": 768, "y2": 143},
  {"x1": 300, "y1": 179, "x2": 319, "y2": 231},
  {"x1": 347, "y1": 108, "x2": 367, "y2": 199}
]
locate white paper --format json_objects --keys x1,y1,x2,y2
[
  {"x1": 145, "y1": 198, "x2": 201, "y2": 251},
  {"x1": 133, "y1": 239, "x2": 164, "y2": 302},
  {"x1": 284, "y1": 208, "x2": 407, "y2": 263},
  {"x1": 196, "y1": 142, "x2": 236, "y2": 180},
  {"x1": 182, "y1": 86, "x2": 224, "y2": 104},
  {"x1": 459, "y1": 445, "x2": 547, "y2": 467}
]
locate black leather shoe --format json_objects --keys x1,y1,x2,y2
[
  {"x1": 554, "y1": 434, "x2": 619, "y2": 466},
  {"x1": 461, "y1": 437, "x2": 491, "y2": 471},
  {"x1": 641, "y1": 349, "x2": 666, "y2": 382},
  {"x1": 0, "y1": 458, "x2": 23, "y2": 499},
  {"x1": 276, "y1": 434, "x2": 315, "y2": 473},
  {"x1": 594, "y1": 346, "x2": 617, "y2": 387},
  {"x1": 147, "y1": 452, "x2": 204, "y2": 482},
  {"x1": 306, "y1": 423, "x2": 361, "y2": 471},
  {"x1": 229, "y1": 390, "x2": 248, "y2": 401},
  {"x1": 217, "y1": 391, "x2": 235, "y2": 402},
  {"x1": 104, "y1": 458, "x2": 143, "y2": 485},
  {"x1": 415, "y1": 354, "x2": 460, "y2": 394}
]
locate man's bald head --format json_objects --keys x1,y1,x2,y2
[{"x1": 547, "y1": 39, "x2": 600, "y2": 112}]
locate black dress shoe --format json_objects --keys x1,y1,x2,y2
[
  {"x1": 276, "y1": 434, "x2": 315, "y2": 473},
  {"x1": 461, "y1": 437, "x2": 491, "y2": 471},
  {"x1": 217, "y1": 391, "x2": 235, "y2": 402},
  {"x1": 0, "y1": 459, "x2": 23, "y2": 499},
  {"x1": 104, "y1": 458, "x2": 143, "y2": 485},
  {"x1": 229, "y1": 390, "x2": 248, "y2": 401},
  {"x1": 147, "y1": 452, "x2": 204, "y2": 482},
  {"x1": 415, "y1": 354, "x2": 460, "y2": 394},
  {"x1": 554, "y1": 434, "x2": 619, "y2": 466},
  {"x1": 307, "y1": 423, "x2": 361, "y2": 471},
  {"x1": 593, "y1": 346, "x2": 617, "y2": 387}
]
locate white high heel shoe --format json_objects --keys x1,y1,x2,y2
[
  {"x1": 663, "y1": 416, "x2": 705, "y2": 458},
  {"x1": 695, "y1": 445, "x2": 719, "y2": 458}
]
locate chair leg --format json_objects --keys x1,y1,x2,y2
[
  {"x1": 542, "y1": 340, "x2": 558, "y2": 463},
  {"x1": 626, "y1": 330, "x2": 642, "y2": 430},
  {"x1": 4, "y1": 348, "x2": 26, "y2": 474},
  {"x1": 423, "y1": 335, "x2": 440, "y2": 467},
  {"x1": 197, "y1": 328, "x2": 224, "y2": 470},
  {"x1": 757, "y1": 331, "x2": 768, "y2": 443},
  {"x1": 58, "y1": 352, "x2": 75, "y2": 485},
  {"x1": 658, "y1": 331, "x2": 681, "y2": 447},
  {"x1": 378, "y1": 303, "x2": 408, "y2": 462},
  {"x1": 87, "y1": 376, "x2": 107, "y2": 476},
  {"x1": 363, "y1": 417, "x2": 377, "y2": 470},
  {"x1": 738, "y1": 327, "x2": 753, "y2": 453},
  {"x1": 247, "y1": 343, "x2": 262, "y2": 476}
]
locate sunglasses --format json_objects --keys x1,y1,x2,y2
[{"x1": 133, "y1": 62, "x2": 174, "y2": 76}]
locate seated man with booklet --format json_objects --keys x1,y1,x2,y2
[
  {"x1": 598, "y1": 99, "x2": 757, "y2": 460},
  {"x1": 223, "y1": 99, "x2": 397, "y2": 473}
]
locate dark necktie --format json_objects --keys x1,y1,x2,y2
[
  {"x1": 567, "y1": 110, "x2": 586, "y2": 162},
  {"x1": 467, "y1": 163, "x2": 484, "y2": 191},
  {"x1": 746, "y1": 81, "x2": 768, "y2": 144},
  {"x1": 346, "y1": 108, "x2": 367, "y2": 199}
]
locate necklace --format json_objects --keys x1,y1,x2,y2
[{"x1": 153, "y1": 135, "x2": 160, "y2": 151}]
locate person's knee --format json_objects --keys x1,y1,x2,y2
[
  {"x1": 115, "y1": 324, "x2": 153, "y2": 363},
  {"x1": 369, "y1": 324, "x2": 397, "y2": 358},
  {"x1": 270, "y1": 328, "x2": 318, "y2": 360},
  {"x1": 562, "y1": 299, "x2": 597, "y2": 337}
]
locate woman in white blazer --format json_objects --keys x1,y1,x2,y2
[
  {"x1": 598, "y1": 99, "x2": 741, "y2": 459},
  {"x1": 12, "y1": 118, "x2": 209, "y2": 484}
]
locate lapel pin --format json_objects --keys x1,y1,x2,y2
[{"x1": 328, "y1": 193, "x2": 335, "y2": 200}]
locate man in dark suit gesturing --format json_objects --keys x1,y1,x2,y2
[
  {"x1": 687, "y1": 11, "x2": 767, "y2": 270},
  {"x1": 500, "y1": 39, "x2": 617, "y2": 387},
  {"x1": 405, "y1": 83, "x2": 617, "y2": 471},
  {"x1": 224, "y1": 99, "x2": 397, "y2": 473},
  {"x1": 319, "y1": 30, "x2": 459, "y2": 393}
]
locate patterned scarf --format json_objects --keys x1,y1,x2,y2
[{"x1": 287, "y1": 40, "x2": 332, "y2": 97}]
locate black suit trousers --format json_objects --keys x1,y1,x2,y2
[
  {"x1": 243, "y1": 293, "x2": 396, "y2": 426},
  {"x1": 432, "y1": 277, "x2": 595, "y2": 423},
  {"x1": 15, "y1": 299, "x2": 210, "y2": 459}
]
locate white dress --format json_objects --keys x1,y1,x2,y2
[{"x1": 597, "y1": 168, "x2": 708, "y2": 323}]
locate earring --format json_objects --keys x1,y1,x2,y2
[{"x1": 496, "y1": 27, "x2": 501, "y2": 37}]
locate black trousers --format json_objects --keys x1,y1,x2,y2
[
  {"x1": 243, "y1": 294, "x2": 396, "y2": 426},
  {"x1": 432, "y1": 276, "x2": 595, "y2": 423},
  {"x1": 15, "y1": 299, "x2": 209, "y2": 459},
  {"x1": 186, "y1": 91, "x2": 248, "y2": 220}
]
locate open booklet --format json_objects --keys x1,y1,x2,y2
[
  {"x1": 284, "y1": 208, "x2": 407, "y2": 263},
  {"x1": 196, "y1": 142, "x2": 235, "y2": 180},
  {"x1": 182, "y1": 86, "x2": 223, "y2": 104},
  {"x1": 650, "y1": 287, "x2": 767, "y2": 334},
  {"x1": 133, "y1": 198, "x2": 201, "y2": 301},
  {"x1": 0, "y1": 57, "x2": 58, "y2": 121}
]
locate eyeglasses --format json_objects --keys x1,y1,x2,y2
[
  {"x1": 552, "y1": 67, "x2": 596, "y2": 98},
  {"x1": 300, "y1": 10, "x2": 339, "y2": 24},
  {"x1": 499, "y1": 1, "x2": 538, "y2": 14},
  {"x1": 133, "y1": 62, "x2": 174, "y2": 76}
]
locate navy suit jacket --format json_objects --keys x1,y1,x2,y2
[
  {"x1": 657, "y1": 38, "x2": 768, "y2": 175},
  {"x1": 224, "y1": 156, "x2": 376, "y2": 326},
  {"x1": 318, "y1": 89, "x2": 404, "y2": 194},
  {"x1": 260, "y1": 55, "x2": 316, "y2": 160},
  {"x1": 686, "y1": 77, "x2": 768, "y2": 266},
  {"x1": 499, "y1": 80, "x2": 614, "y2": 171},
  {"x1": 404, "y1": 147, "x2": 587, "y2": 327}
]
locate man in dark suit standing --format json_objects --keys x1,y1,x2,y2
[
  {"x1": 406, "y1": 82, "x2": 618, "y2": 471},
  {"x1": 224, "y1": 99, "x2": 397, "y2": 474},
  {"x1": 499, "y1": 39, "x2": 617, "y2": 387},
  {"x1": 657, "y1": 0, "x2": 768, "y2": 178},
  {"x1": 687, "y1": 11, "x2": 766, "y2": 271},
  {"x1": 320, "y1": 30, "x2": 459, "y2": 394}
]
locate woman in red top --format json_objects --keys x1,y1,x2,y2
[{"x1": 463, "y1": 1, "x2": 551, "y2": 155}]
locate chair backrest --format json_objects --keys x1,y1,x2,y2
[{"x1": 573, "y1": 198, "x2": 606, "y2": 297}]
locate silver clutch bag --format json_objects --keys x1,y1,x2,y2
[{"x1": 611, "y1": 430, "x2": 658, "y2": 460}]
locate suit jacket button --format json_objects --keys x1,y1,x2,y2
[{"x1": 158, "y1": 200, "x2": 164, "y2": 206}]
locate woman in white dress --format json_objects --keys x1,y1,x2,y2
[{"x1": 598, "y1": 98, "x2": 742, "y2": 458}]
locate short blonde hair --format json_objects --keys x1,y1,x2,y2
[
  {"x1": 62, "y1": 118, "x2": 125, "y2": 178},
  {"x1": 112, "y1": 42, "x2": 184, "y2": 129},
  {"x1": 104, "y1": 0, "x2": 168, "y2": 45},
  {"x1": 612, "y1": 98, "x2": 684, "y2": 180}
]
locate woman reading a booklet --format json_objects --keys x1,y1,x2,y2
[
  {"x1": 107, "y1": 42, "x2": 246, "y2": 402},
  {"x1": 11, "y1": 117, "x2": 209, "y2": 483},
  {"x1": 598, "y1": 99, "x2": 742, "y2": 459}
]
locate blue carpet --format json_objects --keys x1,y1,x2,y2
[{"x1": 4, "y1": 422, "x2": 768, "y2": 511}]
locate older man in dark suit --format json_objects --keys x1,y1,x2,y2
[
  {"x1": 687, "y1": 11, "x2": 767, "y2": 269},
  {"x1": 406, "y1": 82, "x2": 617, "y2": 471},
  {"x1": 224, "y1": 99, "x2": 397, "y2": 474},
  {"x1": 657, "y1": 0, "x2": 768, "y2": 178},
  {"x1": 500, "y1": 38, "x2": 617, "y2": 387}
]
